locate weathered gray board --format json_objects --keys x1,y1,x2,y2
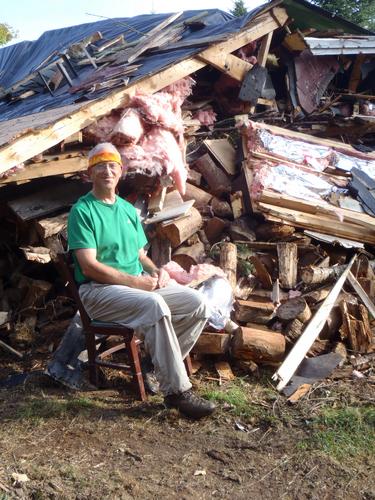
[{"x1": 8, "y1": 179, "x2": 90, "y2": 222}]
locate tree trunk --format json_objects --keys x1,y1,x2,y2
[{"x1": 277, "y1": 297, "x2": 312, "y2": 323}]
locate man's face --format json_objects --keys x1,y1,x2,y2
[{"x1": 89, "y1": 161, "x2": 122, "y2": 190}]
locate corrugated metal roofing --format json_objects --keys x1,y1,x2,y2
[{"x1": 305, "y1": 36, "x2": 375, "y2": 55}]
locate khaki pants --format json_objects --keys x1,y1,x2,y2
[{"x1": 79, "y1": 282, "x2": 210, "y2": 395}]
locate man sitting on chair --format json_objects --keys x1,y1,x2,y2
[{"x1": 67, "y1": 143, "x2": 215, "y2": 419}]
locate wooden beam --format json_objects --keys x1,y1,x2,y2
[
  {"x1": 272, "y1": 255, "x2": 356, "y2": 391},
  {"x1": 0, "y1": 155, "x2": 86, "y2": 185},
  {"x1": 257, "y1": 31, "x2": 273, "y2": 67},
  {"x1": 197, "y1": 52, "x2": 253, "y2": 81}
]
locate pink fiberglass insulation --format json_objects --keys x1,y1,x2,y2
[
  {"x1": 163, "y1": 76, "x2": 196, "y2": 109},
  {"x1": 85, "y1": 113, "x2": 119, "y2": 142},
  {"x1": 162, "y1": 261, "x2": 226, "y2": 285},
  {"x1": 130, "y1": 91, "x2": 184, "y2": 137},
  {"x1": 193, "y1": 108, "x2": 217, "y2": 126},
  {"x1": 110, "y1": 108, "x2": 144, "y2": 145},
  {"x1": 140, "y1": 127, "x2": 187, "y2": 194}
]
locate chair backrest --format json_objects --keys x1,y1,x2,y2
[{"x1": 56, "y1": 252, "x2": 92, "y2": 329}]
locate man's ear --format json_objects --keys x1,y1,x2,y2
[{"x1": 87, "y1": 167, "x2": 94, "y2": 181}]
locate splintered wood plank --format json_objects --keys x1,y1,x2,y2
[
  {"x1": 273, "y1": 255, "x2": 357, "y2": 391},
  {"x1": 249, "y1": 255, "x2": 273, "y2": 289},
  {"x1": 8, "y1": 179, "x2": 89, "y2": 222},
  {"x1": 34, "y1": 213, "x2": 69, "y2": 239},
  {"x1": 215, "y1": 361, "x2": 235, "y2": 381},
  {"x1": 148, "y1": 187, "x2": 167, "y2": 214},
  {"x1": 203, "y1": 139, "x2": 237, "y2": 175}
]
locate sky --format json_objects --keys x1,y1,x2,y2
[{"x1": 2, "y1": 0, "x2": 265, "y2": 45}]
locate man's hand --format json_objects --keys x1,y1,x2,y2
[
  {"x1": 134, "y1": 275, "x2": 158, "y2": 291},
  {"x1": 153, "y1": 268, "x2": 170, "y2": 288}
]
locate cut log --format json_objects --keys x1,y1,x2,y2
[
  {"x1": 234, "y1": 298, "x2": 275, "y2": 324},
  {"x1": 277, "y1": 243, "x2": 297, "y2": 289},
  {"x1": 249, "y1": 255, "x2": 272, "y2": 289},
  {"x1": 307, "y1": 339, "x2": 331, "y2": 357},
  {"x1": 19, "y1": 246, "x2": 51, "y2": 264},
  {"x1": 232, "y1": 326, "x2": 285, "y2": 363},
  {"x1": 204, "y1": 217, "x2": 228, "y2": 244},
  {"x1": 340, "y1": 301, "x2": 372, "y2": 353},
  {"x1": 193, "y1": 153, "x2": 230, "y2": 196},
  {"x1": 192, "y1": 332, "x2": 231, "y2": 354},
  {"x1": 284, "y1": 319, "x2": 304, "y2": 344},
  {"x1": 277, "y1": 298, "x2": 312, "y2": 324},
  {"x1": 302, "y1": 286, "x2": 331, "y2": 306},
  {"x1": 158, "y1": 207, "x2": 202, "y2": 248},
  {"x1": 172, "y1": 240, "x2": 205, "y2": 271},
  {"x1": 182, "y1": 182, "x2": 212, "y2": 211},
  {"x1": 220, "y1": 242, "x2": 237, "y2": 291},
  {"x1": 211, "y1": 197, "x2": 233, "y2": 218},
  {"x1": 34, "y1": 212, "x2": 69, "y2": 240},
  {"x1": 229, "y1": 217, "x2": 256, "y2": 241},
  {"x1": 301, "y1": 265, "x2": 345, "y2": 285}
]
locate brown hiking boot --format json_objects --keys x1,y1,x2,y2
[{"x1": 164, "y1": 389, "x2": 216, "y2": 419}]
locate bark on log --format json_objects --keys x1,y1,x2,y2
[
  {"x1": 158, "y1": 207, "x2": 202, "y2": 248},
  {"x1": 277, "y1": 297, "x2": 312, "y2": 323},
  {"x1": 277, "y1": 243, "x2": 297, "y2": 289},
  {"x1": 232, "y1": 326, "x2": 285, "y2": 363},
  {"x1": 220, "y1": 242, "x2": 237, "y2": 291},
  {"x1": 172, "y1": 240, "x2": 205, "y2": 271},
  {"x1": 301, "y1": 264, "x2": 346, "y2": 285}
]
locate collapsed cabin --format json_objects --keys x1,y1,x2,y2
[{"x1": 0, "y1": 0, "x2": 374, "y2": 392}]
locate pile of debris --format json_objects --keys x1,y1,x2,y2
[{"x1": 0, "y1": 0, "x2": 374, "y2": 396}]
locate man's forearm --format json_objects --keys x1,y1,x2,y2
[
  {"x1": 80, "y1": 260, "x2": 138, "y2": 287},
  {"x1": 139, "y1": 253, "x2": 159, "y2": 275}
]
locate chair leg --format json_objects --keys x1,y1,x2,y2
[
  {"x1": 128, "y1": 337, "x2": 147, "y2": 401},
  {"x1": 184, "y1": 354, "x2": 193, "y2": 377},
  {"x1": 85, "y1": 330, "x2": 99, "y2": 386}
]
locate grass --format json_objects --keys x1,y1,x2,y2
[
  {"x1": 201, "y1": 378, "x2": 277, "y2": 424},
  {"x1": 16, "y1": 396, "x2": 97, "y2": 422},
  {"x1": 299, "y1": 406, "x2": 375, "y2": 461}
]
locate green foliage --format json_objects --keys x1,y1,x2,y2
[
  {"x1": 230, "y1": 0, "x2": 248, "y2": 17},
  {"x1": 0, "y1": 23, "x2": 17, "y2": 46},
  {"x1": 299, "y1": 406, "x2": 375, "y2": 460},
  {"x1": 311, "y1": 0, "x2": 375, "y2": 30}
]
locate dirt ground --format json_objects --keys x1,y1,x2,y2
[{"x1": 0, "y1": 352, "x2": 374, "y2": 500}]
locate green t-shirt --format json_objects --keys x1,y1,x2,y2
[{"x1": 68, "y1": 192, "x2": 148, "y2": 284}]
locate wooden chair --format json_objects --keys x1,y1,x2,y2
[
  {"x1": 56, "y1": 252, "x2": 193, "y2": 402},
  {"x1": 56, "y1": 252, "x2": 147, "y2": 401}
]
